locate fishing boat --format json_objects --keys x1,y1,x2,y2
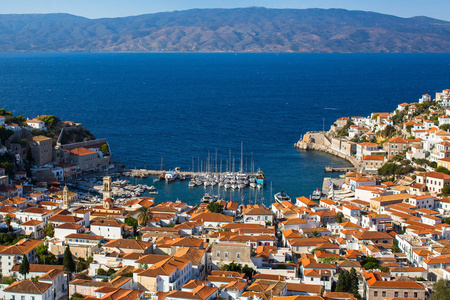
[
  {"x1": 256, "y1": 170, "x2": 266, "y2": 186},
  {"x1": 165, "y1": 171, "x2": 177, "y2": 182},
  {"x1": 274, "y1": 190, "x2": 291, "y2": 203}
]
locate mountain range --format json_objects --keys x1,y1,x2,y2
[{"x1": 1, "y1": 7, "x2": 450, "y2": 53}]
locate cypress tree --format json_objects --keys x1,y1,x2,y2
[
  {"x1": 335, "y1": 270, "x2": 346, "y2": 292},
  {"x1": 349, "y1": 267, "x2": 359, "y2": 293},
  {"x1": 19, "y1": 255, "x2": 30, "y2": 279},
  {"x1": 63, "y1": 246, "x2": 75, "y2": 273}
]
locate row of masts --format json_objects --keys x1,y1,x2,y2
[{"x1": 159, "y1": 142, "x2": 258, "y2": 174}]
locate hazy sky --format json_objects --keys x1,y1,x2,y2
[{"x1": 0, "y1": 0, "x2": 448, "y2": 21}]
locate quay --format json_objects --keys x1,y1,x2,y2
[
  {"x1": 123, "y1": 168, "x2": 258, "y2": 177},
  {"x1": 325, "y1": 167, "x2": 356, "y2": 172}
]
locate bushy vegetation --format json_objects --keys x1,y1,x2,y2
[
  {"x1": 207, "y1": 202, "x2": 224, "y2": 214},
  {"x1": 221, "y1": 261, "x2": 254, "y2": 278},
  {"x1": 362, "y1": 256, "x2": 379, "y2": 270},
  {"x1": 378, "y1": 162, "x2": 414, "y2": 176}
]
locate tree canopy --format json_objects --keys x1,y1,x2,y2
[
  {"x1": 362, "y1": 256, "x2": 379, "y2": 270},
  {"x1": 207, "y1": 202, "x2": 224, "y2": 214},
  {"x1": 430, "y1": 279, "x2": 450, "y2": 300},
  {"x1": 36, "y1": 243, "x2": 57, "y2": 265},
  {"x1": 335, "y1": 268, "x2": 360, "y2": 298}
]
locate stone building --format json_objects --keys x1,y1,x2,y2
[{"x1": 28, "y1": 135, "x2": 53, "y2": 166}]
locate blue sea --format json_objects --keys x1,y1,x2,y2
[{"x1": 1, "y1": 53, "x2": 450, "y2": 205}]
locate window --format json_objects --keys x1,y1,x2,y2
[
  {"x1": 216, "y1": 251, "x2": 220, "y2": 258},
  {"x1": 224, "y1": 252, "x2": 229, "y2": 258},
  {"x1": 21, "y1": 297, "x2": 25, "y2": 300},
  {"x1": 414, "y1": 292, "x2": 418, "y2": 298},
  {"x1": 382, "y1": 291, "x2": 386, "y2": 297},
  {"x1": 404, "y1": 292, "x2": 408, "y2": 297},
  {"x1": 374, "y1": 291, "x2": 378, "y2": 297},
  {"x1": 394, "y1": 292, "x2": 398, "y2": 297},
  {"x1": 237, "y1": 253, "x2": 241, "y2": 259}
]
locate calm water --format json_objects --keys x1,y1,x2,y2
[{"x1": 1, "y1": 53, "x2": 450, "y2": 205}]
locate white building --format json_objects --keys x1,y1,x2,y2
[
  {"x1": 90, "y1": 219, "x2": 125, "y2": 239},
  {"x1": 26, "y1": 119, "x2": 47, "y2": 131},
  {"x1": 1, "y1": 280, "x2": 53, "y2": 300}
]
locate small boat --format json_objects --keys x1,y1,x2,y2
[
  {"x1": 224, "y1": 183, "x2": 231, "y2": 189},
  {"x1": 188, "y1": 181, "x2": 196, "y2": 188},
  {"x1": 312, "y1": 189, "x2": 322, "y2": 201},
  {"x1": 201, "y1": 193, "x2": 217, "y2": 204},
  {"x1": 250, "y1": 182, "x2": 257, "y2": 188},
  {"x1": 274, "y1": 190, "x2": 291, "y2": 203},
  {"x1": 148, "y1": 186, "x2": 157, "y2": 191},
  {"x1": 231, "y1": 184, "x2": 238, "y2": 190},
  {"x1": 153, "y1": 177, "x2": 160, "y2": 183},
  {"x1": 148, "y1": 191, "x2": 159, "y2": 195}
]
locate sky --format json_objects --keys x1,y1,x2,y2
[{"x1": 0, "y1": 0, "x2": 448, "y2": 21}]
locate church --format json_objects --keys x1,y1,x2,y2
[{"x1": 89, "y1": 176, "x2": 128, "y2": 220}]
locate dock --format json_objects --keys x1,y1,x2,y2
[
  {"x1": 325, "y1": 167, "x2": 356, "y2": 173},
  {"x1": 123, "y1": 168, "x2": 258, "y2": 177}
]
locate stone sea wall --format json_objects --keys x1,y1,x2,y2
[{"x1": 294, "y1": 131, "x2": 359, "y2": 169}]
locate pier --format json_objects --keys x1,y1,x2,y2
[
  {"x1": 123, "y1": 168, "x2": 258, "y2": 177},
  {"x1": 325, "y1": 167, "x2": 356, "y2": 172}
]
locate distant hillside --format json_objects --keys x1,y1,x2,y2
[{"x1": 1, "y1": 7, "x2": 450, "y2": 52}]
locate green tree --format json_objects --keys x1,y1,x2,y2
[
  {"x1": 206, "y1": 202, "x2": 224, "y2": 214},
  {"x1": 97, "y1": 268, "x2": 107, "y2": 276},
  {"x1": 391, "y1": 239, "x2": 400, "y2": 253},
  {"x1": 444, "y1": 217, "x2": 450, "y2": 225},
  {"x1": 125, "y1": 217, "x2": 138, "y2": 232},
  {"x1": 310, "y1": 230, "x2": 320, "y2": 237},
  {"x1": 70, "y1": 293, "x2": 84, "y2": 300},
  {"x1": 430, "y1": 279, "x2": 450, "y2": 300},
  {"x1": 336, "y1": 212, "x2": 343, "y2": 223},
  {"x1": 440, "y1": 124, "x2": 450, "y2": 132},
  {"x1": 442, "y1": 185, "x2": 450, "y2": 197},
  {"x1": 40, "y1": 115, "x2": 60, "y2": 128},
  {"x1": 36, "y1": 243, "x2": 56, "y2": 265},
  {"x1": 335, "y1": 270, "x2": 348, "y2": 292},
  {"x1": 3, "y1": 215, "x2": 12, "y2": 231},
  {"x1": 436, "y1": 166, "x2": 450, "y2": 175},
  {"x1": 101, "y1": 144, "x2": 109, "y2": 155},
  {"x1": 362, "y1": 256, "x2": 379, "y2": 270},
  {"x1": 63, "y1": 246, "x2": 75, "y2": 273},
  {"x1": 19, "y1": 255, "x2": 30, "y2": 279},
  {"x1": 76, "y1": 257, "x2": 88, "y2": 272},
  {"x1": 349, "y1": 268, "x2": 359, "y2": 295},
  {"x1": 138, "y1": 206, "x2": 153, "y2": 227},
  {"x1": 43, "y1": 222, "x2": 54, "y2": 237}
]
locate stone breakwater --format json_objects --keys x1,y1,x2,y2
[{"x1": 294, "y1": 131, "x2": 359, "y2": 170}]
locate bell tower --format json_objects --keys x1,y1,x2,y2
[
  {"x1": 103, "y1": 176, "x2": 112, "y2": 200},
  {"x1": 62, "y1": 185, "x2": 69, "y2": 209}
]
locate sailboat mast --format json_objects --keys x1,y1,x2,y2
[{"x1": 241, "y1": 142, "x2": 244, "y2": 173}]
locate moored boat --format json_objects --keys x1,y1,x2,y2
[{"x1": 274, "y1": 190, "x2": 291, "y2": 203}]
